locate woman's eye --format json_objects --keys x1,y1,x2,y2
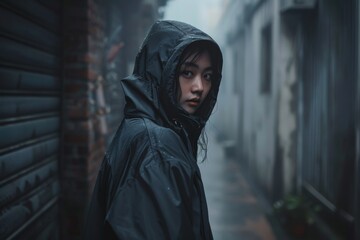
[
  {"x1": 204, "y1": 73, "x2": 213, "y2": 81},
  {"x1": 182, "y1": 70, "x2": 193, "y2": 78}
]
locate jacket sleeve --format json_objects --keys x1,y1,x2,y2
[{"x1": 105, "y1": 157, "x2": 198, "y2": 240}]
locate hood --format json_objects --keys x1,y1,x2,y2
[{"x1": 121, "y1": 20, "x2": 223, "y2": 143}]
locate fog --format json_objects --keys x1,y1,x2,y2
[{"x1": 163, "y1": 0, "x2": 224, "y2": 40}]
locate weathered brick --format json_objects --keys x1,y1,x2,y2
[
  {"x1": 65, "y1": 68, "x2": 98, "y2": 81},
  {"x1": 65, "y1": 53, "x2": 98, "y2": 64},
  {"x1": 61, "y1": 0, "x2": 120, "y2": 239},
  {"x1": 66, "y1": 108, "x2": 91, "y2": 119},
  {"x1": 64, "y1": 131, "x2": 92, "y2": 143},
  {"x1": 64, "y1": 82, "x2": 88, "y2": 94},
  {"x1": 64, "y1": 120, "x2": 94, "y2": 134}
]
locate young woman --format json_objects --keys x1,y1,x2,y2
[{"x1": 85, "y1": 20, "x2": 223, "y2": 240}]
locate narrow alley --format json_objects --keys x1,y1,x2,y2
[
  {"x1": 199, "y1": 128, "x2": 278, "y2": 240},
  {"x1": 1, "y1": 0, "x2": 359, "y2": 239}
]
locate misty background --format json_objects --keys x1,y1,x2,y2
[{"x1": 0, "y1": 0, "x2": 359, "y2": 239}]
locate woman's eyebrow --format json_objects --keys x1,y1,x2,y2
[
  {"x1": 181, "y1": 62, "x2": 214, "y2": 71},
  {"x1": 182, "y1": 62, "x2": 199, "y2": 68}
]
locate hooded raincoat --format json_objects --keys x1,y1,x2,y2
[{"x1": 85, "y1": 20, "x2": 223, "y2": 240}]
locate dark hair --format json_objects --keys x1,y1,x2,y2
[
  {"x1": 178, "y1": 41, "x2": 222, "y2": 78},
  {"x1": 176, "y1": 41, "x2": 221, "y2": 162}
]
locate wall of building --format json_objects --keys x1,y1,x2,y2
[
  {"x1": 214, "y1": 0, "x2": 244, "y2": 154},
  {"x1": 61, "y1": 0, "x2": 166, "y2": 239},
  {"x1": 294, "y1": 1, "x2": 357, "y2": 238},
  {"x1": 0, "y1": 1, "x2": 199, "y2": 239},
  {"x1": 216, "y1": 0, "x2": 282, "y2": 196},
  {"x1": 274, "y1": 0, "x2": 298, "y2": 198},
  {"x1": 218, "y1": 0, "x2": 360, "y2": 238},
  {"x1": 62, "y1": 1, "x2": 107, "y2": 238},
  {"x1": 241, "y1": 0, "x2": 279, "y2": 195}
]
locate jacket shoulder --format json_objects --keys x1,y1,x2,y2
[
  {"x1": 141, "y1": 119, "x2": 193, "y2": 166},
  {"x1": 121, "y1": 118, "x2": 179, "y2": 144},
  {"x1": 141, "y1": 119, "x2": 184, "y2": 147},
  {"x1": 112, "y1": 118, "x2": 191, "y2": 167}
]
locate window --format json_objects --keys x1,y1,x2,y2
[{"x1": 260, "y1": 23, "x2": 272, "y2": 94}]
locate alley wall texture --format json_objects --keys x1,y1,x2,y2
[
  {"x1": 0, "y1": 1, "x2": 62, "y2": 239},
  {"x1": 216, "y1": 0, "x2": 360, "y2": 239},
  {"x1": 0, "y1": 0, "x2": 167, "y2": 239},
  {"x1": 62, "y1": 1, "x2": 165, "y2": 239},
  {"x1": 62, "y1": 0, "x2": 107, "y2": 237}
]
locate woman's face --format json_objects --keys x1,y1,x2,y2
[{"x1": 178, "y1": 51, "x2": 213, "y2": 115}]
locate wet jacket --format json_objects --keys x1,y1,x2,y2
[{"x1": 84, "y1": 20, "x2": 223, "y2": 240}]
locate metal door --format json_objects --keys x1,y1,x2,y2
[
  {"x1": 0, "y1": 1, "x2": 61, "y2": 239},
  {"x1": 298, "y1": 0, "x2": 357, "y2": 237}
]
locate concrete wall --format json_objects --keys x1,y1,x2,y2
[
  {"x1": 217, "y1": 0, "x2": 299, "y2": 198},
  {"x1": 241, "y1": 0, "x2": 278, "y2": 195},
  {"x1": 274, "y1": 1, "x2": 298, "y2": 197},
  {"x1": 213, "y1": 0, "x2": 244, "y2": 148},
  {"x1": 219, "y1": 0, "x2": 360, "y2": 237}
]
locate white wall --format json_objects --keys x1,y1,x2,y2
[
  {"x1": 213, "y1": 0, "x2": 300, "y2": 196},
  {"x1": 240, "y1": 0, "x2": 299, "y2": 195},
  {"x1": 212, "y1": 0, "x2": 244, "y2": 143},
  {"x1": 276, "y1": 16, "x2": 298, "y2": 195},
  {"x1": 241, "y1": 0, "x2": 277, "y2": 191}
]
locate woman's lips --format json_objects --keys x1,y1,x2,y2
[{"x1": 187, "y1": 99, "x2": 200, "y2": 107}]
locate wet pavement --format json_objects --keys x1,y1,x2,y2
[{"x1": 199, "y1": 130, "x2": 278, "y2": 240}]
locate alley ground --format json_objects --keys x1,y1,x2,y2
[{"x1": 199, "y1": 129, "x2": 282, "y2": 240}]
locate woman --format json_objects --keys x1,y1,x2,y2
[{"x1": 85, "y1": 20, "x2": 223, "y2": 239}]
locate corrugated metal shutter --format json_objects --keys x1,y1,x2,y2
[
  {"x1": 299, "y1": 0, "x2": 357, "y2": 236},
  {"x1": 0, "y1": 1, "x2": 61, "y2": 239}
]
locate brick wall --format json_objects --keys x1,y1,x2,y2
[
  {"x1": 62, "y1": 0, "x2": 106, "y2": 238},
  {"x1": 61, "y1": 0, "x2": 166, "y2": 238}
]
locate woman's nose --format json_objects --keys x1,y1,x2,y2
[{"x1": 192, "y1": 75, "x2": 204, "y2": 92}]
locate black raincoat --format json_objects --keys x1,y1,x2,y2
[{"x1": 84, "y1": 20, "x2": 223, "y2": 240}]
